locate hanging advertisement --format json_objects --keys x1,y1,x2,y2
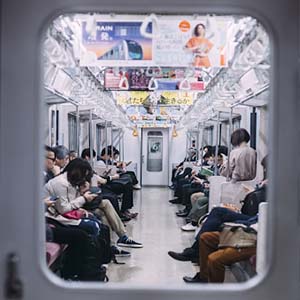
[
  {"x1": 114, "y1": 91, "x2": 194, "y2": 105},
  {"x1": 80, "y1": 21, "x2": 153, "y2": 66},
  {"x1": 154, "y1": 18, "x2": 228, "y2": 67},
  {"x1": 125, "y1": 105, "x2": 183, "y2": 128},
  {"x1": 104, "y1": 67, "x2": 205, "y2": 91},
  {"x1": 80, "y1": 16, "x2": 229, "y2": 68}
]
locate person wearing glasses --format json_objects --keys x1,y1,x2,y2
[{"x1": 44, "y1": 145, "x2": 60, "y2": 183}]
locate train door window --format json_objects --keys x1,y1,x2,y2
[
  {"x1": 233, "y1": 117, "x2": 241, "y2": 130},
  {"x1": 147, "y1": 131, "x2": 163, "y2": 172},
  {"x1": 68, "y1": 113, "x2": 77, "y2": 151},
  {"x1": 1, "y1": 2, "x2": 298, "y2": 300}
]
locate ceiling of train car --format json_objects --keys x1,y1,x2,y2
[{"x1": 43, "y1": 13, "x2": 270, "y2": 130}]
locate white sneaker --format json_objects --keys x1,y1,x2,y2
[
  {"x1": 181, "y1": 223, "x2": 197, "y2": 232},
  {"x1": 133, "y1": 184, "x2": 141, "y2": 190}
]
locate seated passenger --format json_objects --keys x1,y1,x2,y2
[
  {"x1": 81, "y1": 149, "x2": 137, "y2": 221},
  {"x1": 220, "y1": 128, "x2": 257, "y2": 182},
  {"x1": 44, "y1": 158, "x2": 143, "y2": 248},
  {"x1": 53, "y1": 145, "x2": 70, "y2": 172},
  {"x1": 69, "y1": 150, "x2": 78, "y2": 161},
  {"x1": 168, "y1": 156, "x2": 267, "y2": 262},
  {"x1": 183, "y1": 229, "x2": 257, "y2": 283},
  {"x1": 44, "y1": 145, "x2": 58, "y2": 183},
  {"x1": 111, "y1": 148, "x2": 141, "y2": 190}
]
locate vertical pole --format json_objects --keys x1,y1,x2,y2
[
  {"x1": 110, "y1": 124, "x2": 113, "y2": 153},
  {"x1": 89, "y1": 110, "x2": 94, "y2": 167},
  {"x1": 250, "y1": 107, "x2": 257, "y2": 149},
  {"x1": 196, "y1": 123, "x2": 200, "y2": 160},
  {"x1": 121, "y1": 131, "x2": 125, "y2": 162},
  {"x1": 76, "y1": 105, "x2": 80, "y2": 157},
  {"x1": 105, "y1": 120, "x2": 108, "y2": 166},
  {"x1": 200, "y1": 123, "x2": 205, "y2": 169},
  {"x1": 214, "y1": 112, "x2": 220, "y2": 175},
  {"x1": 227, "y1": 108, "x2": 233, "y2": 181}
]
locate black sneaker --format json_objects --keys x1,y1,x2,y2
[
  {"x1": 111, "y1": 246, "x2": 131, "y2": 257},
  {"x1": 117, "y1": 236, "x2": 143, "y2": 248}
]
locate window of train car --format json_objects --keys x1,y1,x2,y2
[
  {"x1": 42, "y1": 12, "x2": 271, "y2": 286},
  {"x1": 1, "y1": 0, "x2": 299, "y2": 299}
]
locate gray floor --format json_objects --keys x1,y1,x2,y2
[{"x1": 106, "y1": 187, "x2": 198, "y2": 285}]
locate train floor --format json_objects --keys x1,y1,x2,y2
[{"x1": 106, "y1": 186, "x2": 236, "y2": 285}]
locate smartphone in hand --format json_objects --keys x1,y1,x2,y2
[{"x1": 89, "y1": 187, "x2": 102, "y2": 195}]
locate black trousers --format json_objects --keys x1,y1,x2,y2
[
  {"x1": 101, "y1": 186, "x2": 121, "y2": 215},
  {"x1": 107, "y1": 178, "x2": 134, "y2": 212},
  {"x1": 121, "y1": 171, "x2": 138, "y2": 185},
  {"x1": 181, "y1": 184, "x2": 204, "y2": 209}
]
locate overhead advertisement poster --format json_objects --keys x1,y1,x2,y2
[
  {"x1": 80, "y1": 21, "x2": 153, "y2": 66},
  {"x1": 154, "y1": 18, "x2": 228, "y2": 68},
  {"x1": 114, "y1": 91, "x2": 194, "y2": 105},
  {"x1": 104, "y1": 67, "x2": 205, "y2": 91},
  {"x1": 80, "y1": 17, "x2": 229, "y2": 68}
]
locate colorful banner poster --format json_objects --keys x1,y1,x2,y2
[
  {"x1": 126, "y1": 105, "x2": 183, "y2": 128},
  {"x1": 114, "y1": 91, "x2": 194, "y2": 105},
  {"x1": 105, "y1": 67, "x2": 205, "y2": 91},
  {"x1": 80, "y1": 21, "x2": 153, "y2": 66},
  {"x1": 154, "y1": 18, "x2": 228, "y2": 67},
  {"x1": 80, "y1": 17, "x2": 229, "y2": 68}
]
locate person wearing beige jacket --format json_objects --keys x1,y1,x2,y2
[{"x1": 220, "y1": 128, "x2": 257, "y2": 182}]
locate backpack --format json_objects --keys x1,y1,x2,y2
[
  {"x1": 96, "y1": 223, "x2": 112, "y2": 265},
  {"x1": 240, "y1": 185, "x2": 266, "y2": 216}
]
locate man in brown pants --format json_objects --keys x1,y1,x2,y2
[{"x1": 183, "y1": 231, "x2": 256, "y2": 283}]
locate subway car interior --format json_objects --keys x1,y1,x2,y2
[
  {"x1": 42, "y1": 13, "x2": 270, "y2": 285},
  {"x1": 1, "y1": 2, "x2": 299, "y2": 299}
]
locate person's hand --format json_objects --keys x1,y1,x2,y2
[
  {"x1": 78, "y1": 208, "x2": 90, "y2": 218},
  {"x1": 44, "y1": 197, "x2": 54, "y2": 207},
  {"x1": 111, "y1": 174, "x2": 120, "y2": 180},
  {"x1": 83, "y1": 191, "x2": 97, "y2": 202}
]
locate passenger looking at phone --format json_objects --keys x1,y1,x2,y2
[
  {"x1": 92, "y1": 148, "x2": 137, "y2": 220},
  {"x1": 44, "y1": 158, "x2": 143, "y2": 248}
]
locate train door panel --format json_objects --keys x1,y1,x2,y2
[{"x1": 141, "y1": 128, "x2": 169, "y2": 185}]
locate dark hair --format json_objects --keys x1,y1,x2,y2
[
  {"x1": 230, "y1": 128, "x2": 250, "y2": 147},
  {"x1": 203, "y1": 145, "x2": 213, "y2": 156},
  {"x1": 113, "y1": 149, "x2": 120, "y2": 156},
  {"x1": 81, "y1": 148, "x2": 96, "y2": 159},
  {"x1": 101, "y1": 147, "x2": 113, "y2": 157},
  {"x1": 54, "y1": 145, "x2": 69, "y2": 160},
  {"x1": 194, "y1": 23, "x2": 206, "y2": 36},
  {"x1": 63, "y1": 158, "x2": 93, "y2": 187},
  {"x1": 45, "y1": 145, "x2": 56, "y2": 158}
]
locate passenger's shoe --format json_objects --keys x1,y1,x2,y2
[
  {"x1": 120, "y1": 213, "x2": 132, "y2": 222},
  {"x1": 169, "y1": 198, "x2": 181, "y2": 204},
  {"x1": 111, "y1": 246, "x2": 131, "y2": 257},
  {"x1": 124, "y1": 210, "x2": 138, "y2": 219},
  {"x1": 133, "y1": 184, "x2": 141, "y2": 190},
  {"x1": 183, "y1": 272, "x2": 208, "y2": 283},
  {"x1": 117, "y1": 236, "x2": 143, "y2": 248},
  {"x1": 181, "y1": 223, "x2": 197, "y2": 231},
  {"x1": 168, "y1": 251, "x2": 192, "y2": 262},
  {"x1": 176, "y1": 211, "x2": 189, "y2": 217}
]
